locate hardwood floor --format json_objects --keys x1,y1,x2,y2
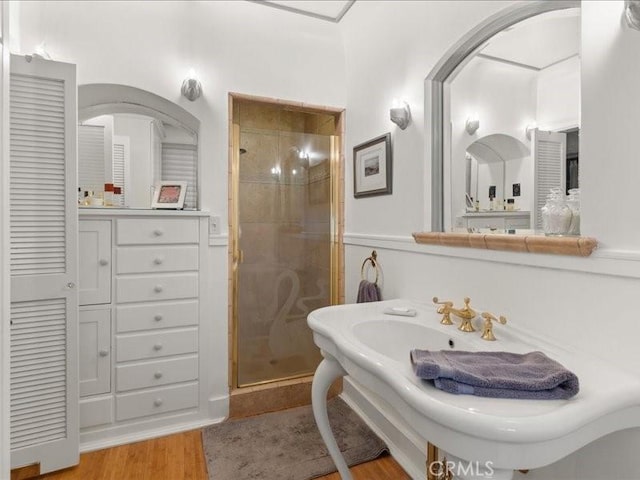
[{"x1": 22, "y1": 430, "x2": 410, "y2": 480}]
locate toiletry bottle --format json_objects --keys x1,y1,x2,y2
[
  {"x1": 489, "y1": 197, "x2": 495, "y2": 211},
  {"x1": 114, "y1": 186, "x2": 122, "y2": 207},
  {"x1": 78, "y1": 187, "x2": 83, "y2": 205},
  {"x1": 104, "y1": 183, "x2": 114, "y2": 207},
  {"x1": 502, "y1": 198, "x2": 506, "y2": 211},
  {"x1": 474, "y1": 199, "x2": 480, "y2": 212}
]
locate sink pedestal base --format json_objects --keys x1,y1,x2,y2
[{"x1": 312, "y1": 355, "x2": 351, "y2": 480}]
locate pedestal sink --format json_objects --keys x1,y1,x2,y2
[{"x1": 308, "y1": 299, "x2": 640, "y2": 480}]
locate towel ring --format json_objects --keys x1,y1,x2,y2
[{"x1": 361, "y1": 250, "x2": 380, "y2": 284}]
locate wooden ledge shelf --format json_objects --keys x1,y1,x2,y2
[{"x1": 412, "y1": 232, "x2": 598, "y2": 257}]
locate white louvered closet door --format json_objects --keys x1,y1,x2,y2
[
  {"x1": 78, "y1": 124, "x2": 105, "y2": 193},
  {"x1": 112, "y1": 135, "x2": 129, "y2": 207},
  {"x1": 162, "y1": 143, "x2": 197, "y2": 209},
  {"x1": 533, "y1": 129, "x2": 567, "y2": 229},
  {"x1": 9, "y1": 54, "x2": 79, "y2": 473}
]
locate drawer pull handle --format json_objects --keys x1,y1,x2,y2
[
  {"x1": 154, "y1": 398, "x2": 163, "y2": 407},
  {"x1": 99, "y1": 259, "x2": 109, "y2": 266},
  {"x1": 99, "y1": 349, "x2": 109, "y2": 357},
  {"x1": 154, "y1": 372, "x2": 163, "y2": 379},
  {"x1": 153, "y1": 343, "x2": 163, "y2": 351},
  {"x1": 154, "y1": 314, "x2": 163, "y2": 321},
  {"x1": 153, "y1": 257, "x2": 163, "y2": 265},
  {"x1": 153, "y1": 229, "x2": 164, "y2": 237},
  {"x1": 154, "y1": 285, "x2": 163, "y2": 293}
]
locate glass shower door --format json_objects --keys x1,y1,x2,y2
[{"x1": 235, "y1": 126, "x2": 333, "y2": 387}]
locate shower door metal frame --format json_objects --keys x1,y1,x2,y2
[{"x1": 228, "y1": 93, "x2": 344, "y2": 390}]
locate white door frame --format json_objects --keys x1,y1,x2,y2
[{"x1": 1, "y1": 2, "x2": 12, "y2": 477}]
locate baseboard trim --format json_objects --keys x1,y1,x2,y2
[
  {"x1": 340, "y1": 378, "x2": 426, "y2": 480},
  {"x1": 80, "y1": 417, "x2": 224, "y2": 454}
]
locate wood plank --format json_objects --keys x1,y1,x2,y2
[{"x1": 18, "y1": 430, "x2": 407, "y2": 480}]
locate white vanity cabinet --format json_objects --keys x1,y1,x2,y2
[
  {"x1": 77, "y1": 210, "x2": 211, "y2": 449},
  {"x1": 79, "y1": 220, "x2": 112, "y2": 305},
  {"x1": 459, "y1": 211, "x2": 531, "y2": 230}
]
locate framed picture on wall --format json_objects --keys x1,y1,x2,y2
[
  {"x1": 353, "y1": 133, "x2": 392, "y2": 198},
  {"x1": 152, "y1": 181, "x2": 188, "y2": 209}
]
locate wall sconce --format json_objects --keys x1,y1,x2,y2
[
  {"x1": 181, "y1": 69, "x2": 202, "y2": 101},
  {"x1": 525, "y1": 124, "x2": 537, "y2": 141},
  {"x1": 390, "y1": 100, "x2": 411, "y2": 130},
  {"x1": 465, "y1": 114, "x2": 480, "y2": 135},
  {"x1": 625, "y1": 0, "x2": 640, "y2": 30}
]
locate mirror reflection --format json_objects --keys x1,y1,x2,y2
[
  {"x1": 78, "y1": 113, "x2": 198, "y2": 209},
  {"x1": 447, "y1": 8, "x2": 580, "y2": 232}
]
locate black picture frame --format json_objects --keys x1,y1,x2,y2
[{"x1": 353, "y1": 133, "x2": 392, "y2": 198}]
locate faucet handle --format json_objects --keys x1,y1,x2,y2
[
  {"x1": 480, "y1": 312, "x2": 507, "y2": 341},
  {"x1": 433, "y1": 297, "x2": 454, "y2": 325}
]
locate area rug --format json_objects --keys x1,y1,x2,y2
[{"x1": 202, "y1": 397, "x2": 388, "y2": 480}]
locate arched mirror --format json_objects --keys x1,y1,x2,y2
[
  {"x1": 428, "y1": 0, "x2": 580, "y2": 233},
  {"x1": 78, "y1": 84, "x2": 200, "y2": 210}
]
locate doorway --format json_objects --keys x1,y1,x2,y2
[{"x1": 228, "y1": 94, "x2": 344, "y2": 389}]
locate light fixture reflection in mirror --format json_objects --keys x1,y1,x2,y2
[{"x1": 465, "y1": 114, "x2": 480, "y2": 135}]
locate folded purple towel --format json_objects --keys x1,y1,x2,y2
[
  {"x1": 356, "y1": 280, "x2": 381, "y2": 303},
  {"x1": 410, "y1": 350, "x2": 579, "y2": 400}
]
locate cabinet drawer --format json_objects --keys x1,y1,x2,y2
[
  {"x1": 116, "y1": 218, "x2": 198, "y2": 245},
  {"x1": 116, "y1": 382, "x2": 198, "y2": 421},
  {"x1": 116, "y1": 355, "x2": 198, "y2": 392},
  {"x1": 505, "y1": 217, "x2": 531, "y2": 229},
  {"x1": 466, "y1": 217, "x2": 505, "y2": 230},
  {"x1": 80, "y1": 396, "x2": 113, "y2": 429},
  {"x1": 116, "y1": 246, "x2": 198, "y2": 274},
  {"x1": 116, "y1": 300, "x2": 198, "y2": 332},
  {"x1": 116, "y1": 328, "x2": 198, "y2": 362},
  {"x1": 116, "y1": 273, "x2": 198, "y2": 303}
]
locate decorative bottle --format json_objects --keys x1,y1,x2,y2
[
  {"x1": 566, "y1": 188, "x2": 580, "y2": 235},
  {"x1": 541, "y1": 188, "x2": 572, "y2": 236}
]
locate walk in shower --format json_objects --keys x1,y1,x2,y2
[{"x1": 230, "y1": 98, "x2": 342, "y2": 388}]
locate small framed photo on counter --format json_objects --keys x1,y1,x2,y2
[
  {"x1": 152, "y1": 181, "x2": 187, "y2": 209},
  {"x1": 353, "y1": 133, "x2": 392, "y2": 198}
]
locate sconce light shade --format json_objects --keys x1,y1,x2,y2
[
  {"x1": 390, "y1": 102, "x2": 411, "y2": 130},
  {"x1": 465, "y1": 116, "x2": 480, "y2": 135},
  {"x1": 625, "y1": 0, "x2": 640, "y2": 30},
  {"x1": 525, "y1": 124, "x2": 537, "y2": 141},
  {"x1": 181, "y1": 74, "x2": 202, "y2": 102}
]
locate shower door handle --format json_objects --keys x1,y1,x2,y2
[{"x1": 233, "y1": 249, "x2": 244, "y2": 265}]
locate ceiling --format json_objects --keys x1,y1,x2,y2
[
  {"x1": 251, "y1": 0, "x2": 355, "y2": 22},
  {"x1": 480, "y1": 8, "x2": 580, "y2": 70}
]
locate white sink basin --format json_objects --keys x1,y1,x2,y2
[
  {"x1": 353, "y1": 319, "x2": 464, "y2": 362},
  {"x1": 308, "y1": 299, "x2": 640, "y2": 479}
]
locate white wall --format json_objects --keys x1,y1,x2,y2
[
  {"x1": 13, "y1": 0, "x2": 346, "y2": 421},
  {"x1": 341, "y1": 0, "x2": 640, "y2": 478},
  {"x1": 113, "y1": 114, "x2": 153, "y2": 208},
  {"x1": 342, "y1": 0, "x2": 516, "y2": 235},
  {"x1": 536, "y1": 55, "x2": 580, "y2": 130}
]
